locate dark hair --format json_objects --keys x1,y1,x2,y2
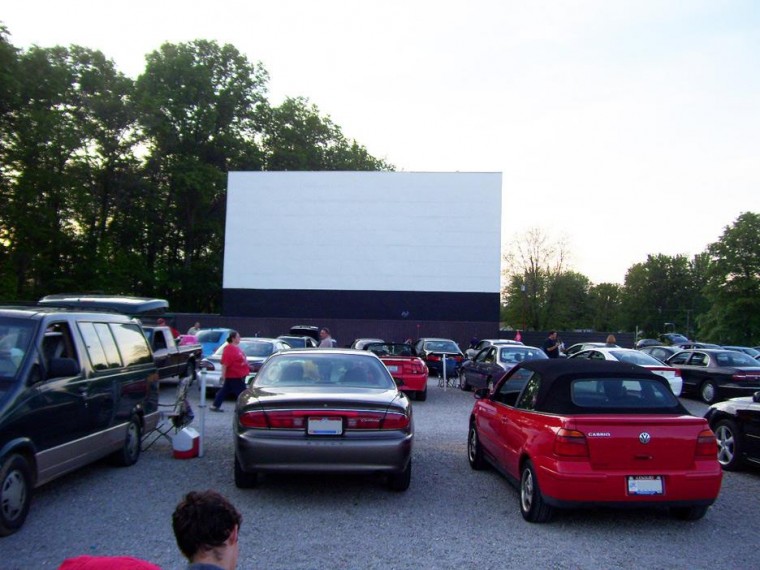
[
  {"x1": 172, "y1": 490, "x2": 242, "y2": 561},
  {"x1": 227, "y1": 330, "x2": 239, "y2": 343}
]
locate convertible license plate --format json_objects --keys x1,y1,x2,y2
[
  {"x1": 386, "y1": 365, "x2": 399, "y2": 373},
  {"x1": 627, "y1": 475, "x2": 663, "y2": 495},
  {"x1": 308, "y1": 417, "x2": 343, "y2": 435}
]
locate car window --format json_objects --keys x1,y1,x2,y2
[
  {"x1": 196, "y1": 330, "x2": 223, "y2": 343},
  {"x1": 474, "y1": 349, "x2": 488, "y2": 363},
  {"x1": 611, "y1": 350, "x2": 661, "y2": 366},
  {"x1": 492, "y1": 368, "x2": 532, "y2": 406},
  {"x1": 688, "y1": 352, "x2": 708, "y2": 366},
  {"x1": 110, "y1": 323, "x2": 153, "y2": 367},
  {"x1": 0, "y1": 318, "x2": 35, "y2": 379},
  {"x1": 242, "y1": 342, "x2": 275, "y2": 357},
  {"x1": 515, "y1": 376, "x2": 540, "y2": 410},
  {"x1": 571, "y1": 378, "x2": 679, "y2": 410},
  {"x1": 484, "y1": 348, "x2": 495, "y2": 363},
  {"x1": 667, "y1": 351, "x2": 690, "y2": 365}
]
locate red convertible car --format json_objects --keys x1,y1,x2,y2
[
  {"x1": 467, "y1": 359, "x2": 722, "y2": 523},
  {"x1": 365, "y1": 342, "x2": 429, "y2": 401}
]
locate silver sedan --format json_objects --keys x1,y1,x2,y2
[{"x1": 234, "y1": 349, "x2": 414, "y2": 491}]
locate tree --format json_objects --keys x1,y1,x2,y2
[
  {"x1": 588, "y1": 282, "x2": 623, "y2": 332},
  {"x1": 698, "y1": 212, "x2": 760, "y2": 344}
]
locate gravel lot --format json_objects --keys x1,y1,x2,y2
[{"x1": 2, "y1": 379, "x2": 758, "y2": 569}]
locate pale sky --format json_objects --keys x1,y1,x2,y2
[{"x1": 4, "y1": 0, "x2": 759, "y2": 284}]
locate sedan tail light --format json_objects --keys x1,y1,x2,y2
[
  {"x1": 554, "y1": 428, "x2": 589, "y2": 457},
  {"x1": 732, "y1": 372, "x2": 760, "y2": 382},
  {"x1": 239, "y1": 409, "x2": 410, "y2": 431},
  {"x1": 696, "y1": 429, "x2": 718, "y2": 458},
  {"x1": 200, "y1": 360, "x2": 215, "y2": 371}
]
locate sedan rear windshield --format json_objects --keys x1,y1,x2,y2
[
  {"x1": 197, "y1": 330, "x2": 224, "y2": 343},
  {"x1": 424, "y1": 341, "x2": 459, "y2": 352},
  {"x1": 241, "y1": 341, "x2": 276, "y2": 357},
  {"x1": 255, "y1": 354, "x2": 395, "y2": 389},
  {"x1": 569, "y1": 377, "x2": 681, "y2": 411}
]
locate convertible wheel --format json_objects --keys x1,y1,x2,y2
[
  {"x1": 714, "y1": 419, "x2": 743, "y2": 471},
  {"x1": 467, "y1": 422, "x2": 486, "y2": 470},
  {"x1": 110, "y1": 415, "x2": 141, "y2": 466},
  {"x1": 671, "y1": 505, "x2": 709, "y2": 521},
  {"x1": 388, "y1": 459, "x2": 412, "y2": 492},
  {"x1": 0, "y1": 454, "x2": 33, "y2": 536},
  {"x1": 234, "y1": 456, "x2": 259, "y2": 489},
  {"x1": 700, "y1": 380, "x2": 718, "y2": 404},
  {"x1": 520, "y1": 460, "x2": 553, "y2": 523},
  {"x1": 416, "y1": 386, "x2": 428, "y2": 401}
]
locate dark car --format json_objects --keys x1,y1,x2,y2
[
  {"x1": 659, "y1": 333, "x2": 690, "y2": 345},
  {"x1": 234, "y1": 349, "x2": 413, "y2": 491},
  {"x1": 0, "y1": 307, "x2": 158, "y2": 535},
  {"x1": 277, "y1": 335, "x2": 319, "y2": 349},
  {"x1": 722, "y1": 346, "x2": 760, "y2": 359},
  {"x1": 704, "y1": 391, "x2": 760, "y2": 471},
  {"x1": 638, "y1": 345, "x2": 681, "y2": 364},
  {"x1": 412, "y1": 338, "x2": 464, "y2": 379},
  {"x1": 675, "y1": 342, "x2": 722, "y2": 350},
  {"x1": 467, "y1": 359, "x2": 721, "y2": 523},
  {"x1": 666, "y1": 349, "x2": 760, "y2": 404},
  {"x1": 635, "y1": 338, "x2": 661, "y2": 349},
  {"x1": 459, "y1": 344, "x2": 547, "y2": 392}
]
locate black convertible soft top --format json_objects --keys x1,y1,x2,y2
[{"x1": 506, "y1": 359, "x2": 688, "y2": 415}]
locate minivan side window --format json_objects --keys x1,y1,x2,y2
[
  {"x1": 110, "y1": 323, "x2": 152, "y2": 367},
  {"x1": 94, "y1": 322, "x2": 123, "y2": 368},
  {"x1": 78, "y1": 322, "x2": 110, "y2": 370}
]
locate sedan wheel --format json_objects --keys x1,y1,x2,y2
[
  {"x1": 714, "y1": 419, "x2": 743, "y2": 471},
  {"x1": 388, "y1": 459, "x2": 412, "y2": 492},
  {"x1": 700, "y1": 380, "x2": 718, "y2": 404},
  {"x1": 519, "y1": 460, "x2": 553, "y2": 523},
  {"x1": 0, "y1": 454, "x2": 32, "y2": 536},
  {"x1": 234, "y1": 456, "x2": 259, "y2": 488},
  {"x1": 467, "y1": 423, "x2": 486, "y2": 470},
  {"x1": 459, "y1": 370, "x2": 471, "y2": 392}
]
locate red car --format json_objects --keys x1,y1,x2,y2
[
  {"x1": 365, "y1": 342, "x2": 429, "y2": 401},
  {"x1": 467, "y1": 359, "x2": 722, "y2": 523}
]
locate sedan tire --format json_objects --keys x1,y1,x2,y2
[
  {"x1": 417, "y1": 386, "x2": 428, "y2": 401},
  {"x1": 0, "y1": 454, "x2": 32, "y2": 536},
  {"x1": 714, "y1": 419, "x2": 743, "y2": 471},
  {"x1": 388, "y1": 459, "x2": 411, "y2": 492},
  {"x1": 459, "y1": 370, "x2": 471, "y2": 392},
  {"x1": 520, "y1": 460, "x2": 553, "y2": 523},
  {"x1": 234, "y1": 456, "x2": 259, "y2": 488},
  {"x1": 700, "y1": 380, "x2": 718, "y2": 404}
]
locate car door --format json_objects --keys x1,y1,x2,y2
[
  {"x1": 470, "y1": 347, "x2": 495, "y2": 389},
  {"x1": 492, "y1": 373, "x2": 541, "y2": 478}
]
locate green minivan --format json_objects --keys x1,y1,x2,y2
[{"x1": 0, "y1": 306, "x2": 159, "y2": 536}]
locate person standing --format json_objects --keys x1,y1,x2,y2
[
  {"x1": 542, "y1": 330, "x2": 561, "y2": 358},
  {"x1": 605, "y1": 334, "x2": 617, "y2": 347},
  {"x1": 210, "y1": 331, "x2": 249, "y2": 412},
  {"x1": 187, "y1": 321, "x2": 201, "y2": 335},
  {"x1": 172, "y1": 489, "x2": 242, "y2": 570},
  {"x1": 318, "y1": 327, "x2": 335, "y2": 347}
]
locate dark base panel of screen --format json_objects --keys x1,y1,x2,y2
[{"x1": 222, "y1": 289, "x2": 499, "y2": 322}]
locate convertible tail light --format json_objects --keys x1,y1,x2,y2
[
  {"x1": 695, "y1": 428, "x2": 718, "y2": 458},
  {"x1": 239, "y1": 409, "x2": 410, "y2": 430},
  {"x1": 554, "y1": 428, "x2": 589, "y2": 458}
]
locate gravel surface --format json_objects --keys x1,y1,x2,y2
[{"x1": 2, "y1": 379, "x2": 758, "y2": 569}]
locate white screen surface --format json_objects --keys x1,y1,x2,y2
[{"x1": 223, "y1": 171, "x2": 502, "y2": 293}]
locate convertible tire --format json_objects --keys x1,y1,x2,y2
[
  {"x1": 520, "y1": 460, "x2": 553, "y2": 523},
  {"x1": 416, "y1": 386, "x2": 428, "y2": 401},
  {"x1": 234, "y1": 456, "x2": 259, "y2": 488},
  {"x1": 714, "y1": 419, "x2": 743, "y2": 471},
  {"x1": 467, "y1": 422, "x2": 487, "y2": 470},
  {"x1": 110, "y1": 415, "x2": 141, "y2": 467},
  {"x1": 388, "y1": 459, "x2": 412, "y2": 492},
  {"x1": 0, "y1": 454, "x2": 33, "y2": 536},
  {"x1": 700, "y1": 380, "x2": 718, "y2": 404},
  {"x1": 671, "y1": 505, "x2": 709, "y2": 521}
]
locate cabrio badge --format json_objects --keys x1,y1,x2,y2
[{"x1": 639, "y1": 432, "x2": 651, "y2": 444}]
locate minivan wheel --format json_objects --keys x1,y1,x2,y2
[
  {"x1": 111, "y1": 416, "x2": 141, "y2": 467},
  {"x1": 0, "y1": 454, "x2": 33, "y2": 536}
]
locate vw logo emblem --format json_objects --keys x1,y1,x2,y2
[{"x1": 639, "y1": 432, "x2": 651, "y2": 444}]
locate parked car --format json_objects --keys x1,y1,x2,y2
[
  {"x1": 288, "y1": 325, "x2": 321, "y2": 343},
  {"x1": 350, "y1": 338, "x2": 385, "y2": 350},
  {"x1": 569, "y1": 347, "x2": 682, "y2": 396},
  {"x1": 638, "y1": 345, "x2": 681, "y2": 364},
  {"x1": 635, "y1": 338, "x2": 661, "y2": 349},
  {"x1": 467, "y1": 359, "x2": 722, "y2": 523},
  {"x1": 0, "y1": 307, "x2": 159, "y2": 535},
  {"x1": 460, "y1": 345, "x2": 547, "y2": 392},
  {"x1": 413, "y1": 338, "x2": 464, "y2": 378},
  {"x1": 704, "y1": 391, "x2": 760, "y2": 471},
  {"x1": 196, "y1": 328, "x2": 235, "y2": 358},
  {"x1": 363, "y1": 342, "x2": 429, "y2": 401},
  {"x1": 142, "y1": 325, "x2": 201, "y2": 384},
  {"x1": 234, "y1": 349, "x2": 413, "y2": 491},
  {"x1": 675, "y1": 342, "x2": 722, "y2": 350},
  {"x1": 200, "y1": 337, "x2": 291, "y2": 393},
  {"x1": 722, "y1": 346, "x2": 760, "y2": 359},
  {"x1": 465, "y1": 338, "x2": 523, "y2": 360},
  {"x1": 563, "y1": 342, "x2": 617, "y2": 358},
  {"x1": 277, "y1": 335, "x2": 319, "y2": 348},
  {"x1": 666, "y1": 349, "x2": 760, "y2": 404},
  {"x1": 659, "y1": 333, "x2": 690, "y2": 345}
]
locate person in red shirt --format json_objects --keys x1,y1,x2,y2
[{"x1": 210, "y1": 330, "x2": 250, "y2": 412}]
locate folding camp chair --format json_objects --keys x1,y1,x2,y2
[{"x1": 141, "y1": 376, "x2": 194, "y2": 450}]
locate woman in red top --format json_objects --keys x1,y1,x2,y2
[{"x1": 210, "y1": 330, "x2": 250, "y2": 412}]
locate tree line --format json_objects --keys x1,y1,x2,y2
[
  {"x1": 0, "y1": 26, "x2": 392, "y2": 312},
  {"x1": 500, "y1": 212, "x2": 760, "y2": 346}
]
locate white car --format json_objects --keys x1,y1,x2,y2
[
  {"x1": 569, "y1": 347, "x2": 683, "y2": 396},
  {"x1": 200, "y1": 338, "x2": 291, "y2": 392},
  {"x1": 465, "y1": 338, "x2": 523, "y2": 360}
]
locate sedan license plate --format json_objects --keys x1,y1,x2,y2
[
  {"x1": 386, "y1": 365, "x2": 399, "y2": 373},
  {"x1": 627, "y1": 475, "x2": 663, "y2": 495},
  {"x1": 308, "y1": 417, "x2": 343, "y2": 435}
]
